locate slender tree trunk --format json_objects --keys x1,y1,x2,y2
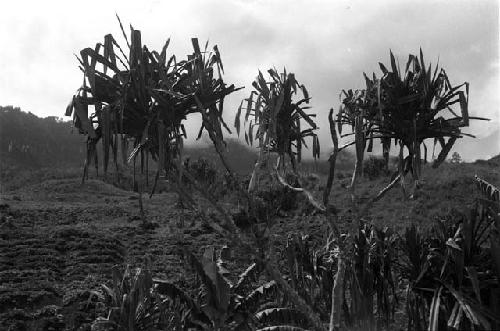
[
  {"x1": 323, "y1": 108, "x2": 339, "y2": 206},
  {"x1": 138, "y1": 179, "x2": 147, "y2": 226},
  {"x1": 330, "y1": 256, "x2": 346, "y2": 331},
  {"x1": 432, "y1": 137, "x2": 457, "y2": 168},
  {"x1": 177, "y1": 136, "x2": 184, "y2": 183},
  {"x1": 398, "y1": 143, "x2": 406, "y2": 199},
  {"x1": 412, "y1": 119, "x2": 421, "y2": 191},
  {"x1": 248, "y1": 136, "x2": 269, "y2": 193},
  {"x1": 248, "y1": 122, "x2": 266, "y2": 193},
  {"x1": 350, "y1": 115, "x2": 364, "y2": 203},
  {"x1": 289, "y1": 149, "x2": 298, "y2": 176},
  {"x1": 382, "y1": 137, "x2": 390, "y2": 172}
]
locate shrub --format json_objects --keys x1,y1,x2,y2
[
  {"x1": 184, "y1": 157, "x2": 217, "y2": 185},
  {"x1": 183, "y1": 157, "x2": 235, "y2": 199},
  {"x1": 233, "y1": 184, "x2": 298, "y2": 230},
  {"x1": 450, "y1": 151, "x2": 462, "y2": 164},
  {"x1": 363, "y1": 156, "x2": 388, "y2": 180}
]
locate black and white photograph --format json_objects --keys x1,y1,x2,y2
[{"x1": 0, "y1": 0, "x2": 499, "y2": 330}]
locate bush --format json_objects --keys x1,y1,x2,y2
[
  {"x1": 258, "y1": 185, "x2": 298, "y2": 213},
  {"x1": 182, "y1": 157, "x2": 244, "y2": 200},
  {"x1": 184, "y1": 157, "x2": 218, "y2": 185},
  {"x1": 363, "y1": 156, "x2": 388, "y2": 180},
  {"x1": 450, "y1": 151, "x2": 462, "y2": 164},
  {"x1": 301, "y1": 173, "x2": 320, "y2": 190}
]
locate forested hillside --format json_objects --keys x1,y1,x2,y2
[
  {"x1": 0, "y1": 106, "x2": 356, "y2": 175},
  {"x1": 0, "y1": 106, "x2": 85, "y2": 168}
]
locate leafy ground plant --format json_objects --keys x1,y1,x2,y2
[
  {"x1": 154, "y1": 247, "x2": 312, "y2": 330},
  {"x1": 91, "y1": 263, "x2": 170, "y2": 331},
  {"x1": 399, "y1": 181, "x2": 500, "y2": 331}
]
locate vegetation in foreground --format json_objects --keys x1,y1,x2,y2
[{"x1": 1, "y1": 159, "x2": 499, "y2": 330}]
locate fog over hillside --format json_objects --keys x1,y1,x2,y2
[
  {"x1": 1, "y1": 0, "x2": 498, "y2": 160},
  {"x1": 1, "y1": 106, "x2": 496, "y2": 174}
]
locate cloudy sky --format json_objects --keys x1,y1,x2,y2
[{"x1": 1, "y1": 0, "x2": 498, "y2": 160}]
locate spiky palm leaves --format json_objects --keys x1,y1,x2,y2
[
  {"x1": 342, "y1": 224, "x2": 399, "y2": 329},
  {"x1": 400, "y1": 194, "x2": 500, "y2": 330},
  {"x1": 331, "y1": 49, "x2": 487, "y2": 203},
  {"x1": 91, "y1": 264, "x2": 170, "y2": 331},
  {"x1": 285, "y1": 234, "x2": 335, "y2": 321},
  {"x1": 66, "y1": 17, "x2": 241, "y2": 188},
  {"x1": 338, "y1": 50, "x2": 475, "y2": 165},
  {"x1": 235, "y1": 68, "x2": 320, "y2": 193},
  {"x1": 284, "y1": 227, "x2": 398, "y2": 330}
]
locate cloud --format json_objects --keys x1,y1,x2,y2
[{"x1": 0, "y1": 0, "x2": 497, "y2": 159}]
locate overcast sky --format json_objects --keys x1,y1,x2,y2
[{"x1": 1, "y1": 0, "x2": 498, "y2": 160}]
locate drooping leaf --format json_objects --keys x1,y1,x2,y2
[
  {"x1": 236, "y1": 281, "x2": 278, "y2": 313},
  {"x1": 379, "y1": 62, "x2": 389, "y2": 75},
  {"x1": 234, "y1": 262, "x2": 264, "y2": 294},
  {"x1": 428, "y1": 286, "x2": 443, "y2": 331},
  {"x1": 235, "y1": 100, "x2": 243, "y2": 137},
  {"x1": 300, "y1": 84, "x2": 309, "y2": 103},
  {"x1": 256, "y1": 326, "x2": 308, "y2": 331},
  {"x1": 390, "y1": 50, "x2": 398, "y2": 75},
  {"x1": 255, "y1": 308, "x2": 310, "y2": 328}
]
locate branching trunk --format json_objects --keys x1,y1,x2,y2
[{"x1": 274, "y1": 156, "x2": 326, "y2": 211}]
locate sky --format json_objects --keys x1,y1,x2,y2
[{"x1": 0, "y1": 0, "x2": 498, "y2": 161}]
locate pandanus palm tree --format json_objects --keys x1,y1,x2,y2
[
  {"x1": 65, "y1": 16, "x2": 241, "y2": 190},
  {"x1": 324, "y1": 49, "x2": 488, "y2": 205},
  {"x1": 235, "y1": 68, "x2": 323, "y2": 209}
]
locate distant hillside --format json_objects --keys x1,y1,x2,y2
[
  {"x1": 184, "y1": 138, "x2": 359, "y2": 175},
  {"x1": 475, "y1": 153, "x2": 500, "y2": 167},
  {"x1": 0, "y1": 106, "x2": 85, "y2": 169},
  {"x1": 451, "y1": 129, "x2": 500, "y2": 162},
  {"x1": 0, "y1": 106, "x2": 358, "y2": 175},
  {"x1": 184, "y1": 139, "x2": 257, "y2": 174}
]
